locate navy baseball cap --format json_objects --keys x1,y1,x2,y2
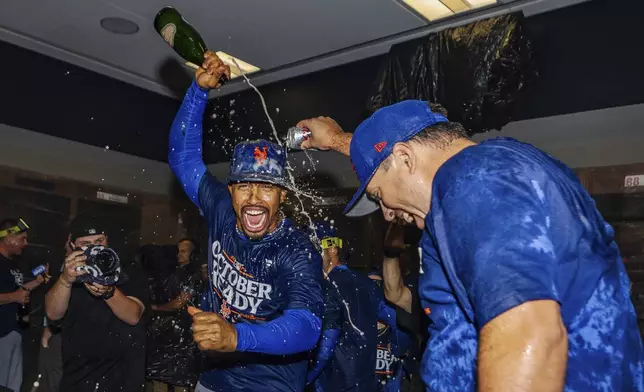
[
  {"x1": 309, "y1": 221, "x2": 338, "y2": 241},
  {"x1": 228, "y1": 140, "x2": 288, "y2": 187},
  {"x1": 344, "y1": 100, "x2": 448, "y2": 217},
  {"x1": 69, "y1": 213, "x2": 108, "y2": 241}
]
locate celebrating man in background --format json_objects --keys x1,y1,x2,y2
[
  {"x1": 297, "y1": 102, "x2": 644, "y2": 391},
  {"x1": 169, "y1": 51, "x2": 323, "y2": 392},
  {"x1": 306, "y1": 222, "x2": 394, "y2": 392},
  {"x1": 0, "y1": 218, "x2": 47, "y2": 392}
]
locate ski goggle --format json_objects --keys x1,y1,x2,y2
[
  {"x1": 320, "y1": 237, "x2": 343, "y2": 249},
  {"x1": 0, "y1": 218, "x2": 29, "y2": 238}
]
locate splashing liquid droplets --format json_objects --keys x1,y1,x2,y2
[
  {"x1": 227, "y1": 59, "x2": 366, "y2": 336},
  {"x1": 228, "y1": 58, "x2": 317, "y2": 236}
]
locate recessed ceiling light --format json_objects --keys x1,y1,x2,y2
[
  {"x1": 100, "y1": 17, "x2": 140, "y2": 35},
  {"x1": 401, "y1": 0, "x2": 497, "y2": 21},
  {"x1": 215, "y1": 51, "x2": 260, "y2": 79}
]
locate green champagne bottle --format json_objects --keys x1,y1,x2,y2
[{"x1": 154, "y1": 7, "x2": 227, "y2": 83}]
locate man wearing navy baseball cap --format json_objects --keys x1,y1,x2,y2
[
  {"x1": 297, "y1": 102, "x2": 643, "y2": 391},
  {"x1": 168, "y1": 51, "x2": 323, "y2": 392}
]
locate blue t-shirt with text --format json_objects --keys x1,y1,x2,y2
[
  {"x1": 419, "y1": 137, "x2": 643, "y2": 391},
  {"x1": 198, "y1": 173, "x2": 324, "y2": 392}
]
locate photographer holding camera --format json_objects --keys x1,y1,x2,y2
[{"x1": 45, "y1": 214, "x2": 148, "y2": 392}]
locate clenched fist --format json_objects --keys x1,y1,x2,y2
[
  {"x1": 188, "y1": 306, "x2": 237, "y2": 352},
  {"x1": 196, "y1": 51, "x2": 231, "y2": 90},
  {"x1": 11, "y1": 289, "x2": 30, "y2": 305}
]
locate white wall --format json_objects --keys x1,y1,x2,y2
[
  {"x1": 0, "y1": 123, "x2": 352, "y2": 195},
  {"x1": 2, "y1": 102, "x2": 643, "y2": 195},
  {"x1": 0, "y1": 124, "x2": 176, "y2": 194},
  {"x1": 473, "y1": 103, "x2": 644, "y2": 168}
]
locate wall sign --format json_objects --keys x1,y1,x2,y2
[
  {"x1": 97, "y1": 191, "x2": 128, "y2": 204},
  {"x1": 624, "y1": 175, "x2": 644, "y2": 188}
]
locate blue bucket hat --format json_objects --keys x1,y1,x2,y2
[
  {"x1": 228, "y1": 140, "x2": 288, "y2": 187},
  {"x1": 344, "y1": 100, "x2": 448, "y2": 217}
]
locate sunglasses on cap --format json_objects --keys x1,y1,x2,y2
[
  {"x1": 0, "y1": 218, "x2": 29, "y2": 239},
  {"x1": 320, "y1": 237, "x2": 343, "y2": 249}
]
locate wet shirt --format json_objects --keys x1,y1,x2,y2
[
  {"x1": 0, "y1": 254, "x2": 21, "y2": 338},
  {"x1": 146, "y1": 263, "x2": 201, "y2": 386},
  {"x1": 198, "y1": 173, "x2": 324, "y2": 392},
  {"x1": 419, "y1": 137, "x2": 644, "y2": 391},
  {"x1": 375, "y1": 326, "x2": 408, "y2": 392},
  {"x1": 317, "y1": 266, "x2": 382, "y2": 392},
  {"x1": 59, "y1": 268, "x2": 148, "y2": 392}
]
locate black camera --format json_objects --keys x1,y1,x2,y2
[{"x1": 74, "y1": 245, "x2": 122, "y2": 286}]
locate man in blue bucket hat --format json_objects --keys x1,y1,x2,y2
[
  {"x1": 169, "y1": 51, "x2": 323, "y2": 392},
  {"x1": 297, "y1": 102, "x2": 643, "y2": 391}
]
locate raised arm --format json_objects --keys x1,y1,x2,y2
[
  {"x1": 296, "y1": 117, "x2": 352, "y2": 156},
  {"x1": 46, "y1": 250, "x2": 87, "y2": 321},
  {"x1": 168, "y1": 80, "x2": 208, "y2": 207},
  {"x1": 382, "y1": 223, "x2": 413, "y2": 313},
  {"x1": 169, "y1": 51, "x2": 231, "y2": 209}
]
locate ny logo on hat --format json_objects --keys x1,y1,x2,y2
[
  {"x1": 88, "y1": 229, "x2": 97, "y2": 235},
  {"x1": 253, "y1": 146, "x2": 268, "y2": 164},
  {"x1": 374, "y1": 141, "x2": 387, "y2": 153}
]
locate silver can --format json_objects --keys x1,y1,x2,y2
[{"x1": 285, "y1": 126, "x2": 312, "y2": 150}]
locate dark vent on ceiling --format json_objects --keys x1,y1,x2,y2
[{"x1": 15, "y1": 176, "x2": 56, "y2": 192}]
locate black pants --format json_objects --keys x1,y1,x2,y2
[{"x1": 37, "y1": 333, "x2": 62, "y2": 392}]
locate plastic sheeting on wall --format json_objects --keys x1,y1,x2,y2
[{"x1": 367, "y1": 13, "x2": 537, "y2": 135}]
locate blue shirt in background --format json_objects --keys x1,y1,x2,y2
[
  {"x1": 419, "y1": 137, "x2": 643, "y2": 391},
  {"x1": 375, "y1": 321, "x2": 412, "y2": 392},
  {"x1": 316, "y1": 265, "x2": 384, "y2": 392}
]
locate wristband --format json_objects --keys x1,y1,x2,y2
[
  {"x1": 101, "y1": 286, "x2": 116, "y2": 300},
  {"x1": 383, "y1": 247, "x2": 404, "y2": 258}
]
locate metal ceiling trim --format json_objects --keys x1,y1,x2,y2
[
  {"x1": 0, "y1": 0, "x2": 587, "y2": 100},
  {"x1": 207, "y1": 0, "x2": 567, "y2": 100}
]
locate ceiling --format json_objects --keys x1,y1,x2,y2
[
  {"x1": 0, "y1": 0, "x2": 422, "y2": 98},
  {"x1": 0, "y1": 0, "x2": 587, "y2": 99},
  {"x1": 1, "y1": 0, "x2": 641, "y2": 167}
]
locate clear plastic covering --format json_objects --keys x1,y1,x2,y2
[
  {"x1": 141, "y1": 245, "x2": 204, "y2": 387},
  {"x1": 368, "y1": 13, "x2": 537, "y2": 135}
]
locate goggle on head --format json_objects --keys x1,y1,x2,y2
[
  {"x1": 0, "y1": 218, "x2": 29, "y2": 239},
  {"x1": 320, "y1": 237, "x2": 343, "y2": 250}
]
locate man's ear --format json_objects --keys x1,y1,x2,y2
[
  {"x1": 280, "y1": 190, "x2": 287, "y2": 204},
  {"x1": 228, "y1": 184, "x2": 233, "y2": 195},
  {"x1": 391, "y1": 142, "x2": 416, "y2": 175}
]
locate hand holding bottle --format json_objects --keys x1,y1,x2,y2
[
  {"x1": 11, "y1": 288, "x2": 30, "y2": 305},
  {"x1": 196, "y1": 51, "x2": 231, "y2": 90}
]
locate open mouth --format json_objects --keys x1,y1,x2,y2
[
  {"x1": 242, "y1": 206, "x2": 269, "y2": 232},
  {"x1": 397, "y1": 212, "x2": 414, "y2": 224}
]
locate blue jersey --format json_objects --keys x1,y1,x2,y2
[
  {"x1": 419, "y1": 137, "x2": 643, "y2": 391},
  {"x1": 375, "y1": 322, "x2": 411, "y2": 392},
  {"x1": 169, "y1": 81, "x2": 324, "y2": 392},
  {"x1": 316, "y1": 266, "x2": 384, "y2": 392}
]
